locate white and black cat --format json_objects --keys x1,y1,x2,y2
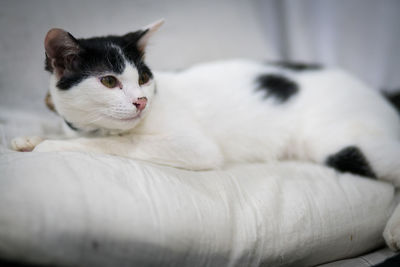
[{"x1": 11, "y1": 20, "x2": 400, "y2": 186}]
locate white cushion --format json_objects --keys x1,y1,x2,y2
[{"x1": 0, "y1": 149, "x2": 396, "y2": 266}]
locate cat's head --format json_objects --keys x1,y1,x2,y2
[{"x1": 44, "y1": 20, "x2": 163, "y2": 133}]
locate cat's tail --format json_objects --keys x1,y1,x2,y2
[{"x1": 383, "y1": 89, "x2": 400, "y2": 113}]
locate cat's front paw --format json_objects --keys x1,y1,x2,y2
[{"x1": 11, "y1": 136, "x2": 44, "y2": 152}]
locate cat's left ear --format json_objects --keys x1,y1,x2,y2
[
  {"x1": 137, "y1": 19, "x2": 164, "y2": 52},
  {"x1": 124, "y1": 19, "x2": 164, "y2": 54}
]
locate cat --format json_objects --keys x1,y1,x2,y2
[{"x1": 11, "y1": 20, "x2": 400, "y2": 187}]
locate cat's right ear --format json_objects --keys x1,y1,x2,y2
[{"x1": 44, "y1": 28, "x2": 80, "y2": 77}]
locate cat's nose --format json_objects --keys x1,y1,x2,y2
[{"x1": 133, "y1": 97, "x2": 147, "y2": 111}]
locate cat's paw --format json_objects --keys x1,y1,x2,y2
[
  {"x1": 11, "y1": 136, "x2": 44, "y2": 152},
  {"x1": 384, "y1": 204, "x2": 400, "y2": 251}
]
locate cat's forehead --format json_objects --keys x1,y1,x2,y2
[
  {"x1": 79, "y1": 33, "x2": 143, "y2": 63},
  {"x1": 77, "y1": 37, "x2": 130, "y2": 74},
  {"x1": 56, "y1": 38, "x2": 153, "y2": 90},
  {"x1": 79, "y1": 35, "x2": 125, "y2": 50}
]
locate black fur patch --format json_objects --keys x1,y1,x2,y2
[
  {"x1": 326, "y1": 146, "x2": 376, "y2": 178},
  {"x1": 64, "y1": 119, "x2": 100, "y2": 135},
  {"x1": 269, "y1": 61, "x2": 322, "y2": 71},
  {"x1": 55, "y1": 38, "x2": 126, "y2": 90},
  {"x1": 57, "y1": 73, "x2": 89, "y2": 90},
  {"x1": 64, "y1": 119, "x2": 79, "y2": 131},
  {"x1": 44, "y1": 53, "x2": 53, "y2": 73},
  {"x1": 256, "y1": 74, "x2": 299, "y2": 102},
  {"x1": 46, "y1": 31, "x2": 152, "y2": 90},
  {"x1": 383, "y1": 91, "x2": 400, "y2": 114}
]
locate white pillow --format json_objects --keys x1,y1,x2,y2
[{"x1": 0, "y1": 150, "x2": 396, "y2": 266}]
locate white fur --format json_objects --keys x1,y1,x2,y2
[
  {"x1": 50, "y1": 63, "x2": 155, "y2": 133},
  {"x1": 12, "y1": 57, "x2": 400, "y2": 252},
  {"x1": 14, "y1": 59, "x2": 400, "y2": 184},
  {"x1": 11, "y1": 136, "x2": 43, "y2": 152}
]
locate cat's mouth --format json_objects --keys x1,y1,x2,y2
[
  {"x1": 120, "y1": 113, "x2": 141, "y2": 121},
  {"x1": 105, "y1": 111, "x2": 142, "y2": 122}
]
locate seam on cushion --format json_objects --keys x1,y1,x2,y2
[
  {"x1": 360, "y1": 256, "x2": 373, "y2": 266},
  {"x1": 336, "y1": 174, "x2": 356, "y2": 257}
]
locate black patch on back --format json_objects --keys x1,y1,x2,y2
[
  {"x1": 46, "y1": 31, "x2": 152, "y2": 90},
  {"x1": 326, "y1": 146, "x2": 376, "y2": 178},
  {"x1": 256, "y1": 74, "x2": 299, "y2": 102},
  {"x1": 269, "y1": 61, "x2": 323, "y2": 71}
]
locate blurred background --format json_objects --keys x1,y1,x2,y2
[{"x1": 1, "y1": 0, "x2": 400, "y2": 112}]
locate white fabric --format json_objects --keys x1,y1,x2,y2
[
  {"x1": 0, "y1": 108, "x2": 398, "y2": 266},
  {"x1": 1, "y1": 1, "x2": 400, "y2": 265}
]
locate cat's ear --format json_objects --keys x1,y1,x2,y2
[
  {"x1": 44, "y1": 28, "x2": 80, "y2": 76},
  {"x1": 137, "y1": 19, "x2": 164, "y2": 52},
  {"x1": 124, "y1": 19, "x2": 164, "y2": 54}
]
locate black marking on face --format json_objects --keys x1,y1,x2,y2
[
  {"x1": 57, "y1": 72, "x2": 89, "y2": 90},
  {"x1": 54, "y1": 40, "x2": 126, "y2": 90},
  {"x1": 47, "y1": 31, "x2": 153, "y2": 90},
  {"x1": 269, "y1": 61, "x2": 323, "y2": 71},
  {"x1": 326, "y1": 146, "x2": 376, "y2": 178},
  {"x1": 121, "y1": 30, "x2": 148, "y2": 64},
  {"x1": 120, "y1": 30, "x2": 154, "y2": 81},
  {"x1": 256, "y1": 74, "x2": 299, "y2": 102},
  {"x1": 136, "y1": 61, "x2": 154, "y2": 82}
]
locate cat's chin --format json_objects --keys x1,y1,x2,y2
[
  {"x1": 98, "y1": 113, "x2": 144, "y2": 132},
  {"x1": 64, "y1": 111, "x2": 144, "y2": 135}
]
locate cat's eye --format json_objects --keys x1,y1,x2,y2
[
  {"x1": 139, "y1": 73, "x2": 150, "y2": 86},
  {"x1": 100, "y1": 76, "x2": 118, "y2": 88}
]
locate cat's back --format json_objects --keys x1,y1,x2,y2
[
  {"x1": 157, "y1": 58, "x2": 366, "y2": 102},
  {"x1": 151, "y1": 59, "x2": 400, "y2": 162},
  {"x1": 155, "y1": 59, "x2": 395, "y2": 118},
  {"x1": 155, "y1": 59, "x2": 399, "y2": 132}
]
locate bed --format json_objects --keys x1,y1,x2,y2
[{"x1": 0, "y1": 108, "x2": 399, "y2": 266}]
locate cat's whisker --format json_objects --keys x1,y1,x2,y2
[{"x1": 84, "y1": 114, "x2": 105, "y2": 124}]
